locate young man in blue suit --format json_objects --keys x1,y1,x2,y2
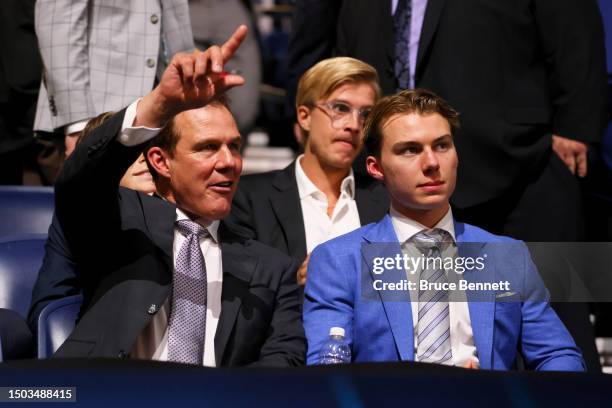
[{"x1": 303, "y1": 89, "x2": 585, "y2": 371}]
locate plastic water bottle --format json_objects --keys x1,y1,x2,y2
[{"x1": 318, "y1": 327, "x2": 351, "y2": 364}]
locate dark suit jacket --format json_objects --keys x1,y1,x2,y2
[
  {"x1": 287, "y1": 0, "x2": 609, "y2": 207},
  {"x1": 0, "y1": 0, "x2": 42, "y2": 154},
  {"x1": 53, "y1": 110, "x2": 305, "y2": 367},
  {"x1": 27, "y1": 213, "x2": 80, "y2": 334},
  {"x1": 223, "y1": 160, "x2": 389, "y2": 264}
]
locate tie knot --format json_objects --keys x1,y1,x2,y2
[
  {"x1": 411, "y1": 229, "x2": 450, "y2": 254},
  {"x1": 176, "y1": 219, "x2": 208, "y2": 238}
]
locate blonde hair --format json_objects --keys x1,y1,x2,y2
[{"x1": 295, "y1": 57, "x2": 381, "y2": 144}]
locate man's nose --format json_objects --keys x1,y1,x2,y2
[
  {"x1": 216, "y1": 145, "x2": 239, "y2": 169},
  {"x1": 343, "y1": 110, "x2": 361, "y2": 131},
  {"x1": 422, "y1": 148, "x2": 440, "y2": 172}
]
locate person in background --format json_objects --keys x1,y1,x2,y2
[
  {"x1": 224, "y1": 57, "x2": 389, "y2": 286},
  {"x1": 33, "y1": 0, "x2": 194, "y2": 182},
  {"x1": 0, "y1": 0, "x2": 43, "y2": 185},
  {"x1": 189, "y1": 0, "x2": 262, "y2": 134}
]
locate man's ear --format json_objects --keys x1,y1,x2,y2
[
  {"x1": 296, "y1": 105, "x2": 312, "y2": 133},
  {"x1": 366, "y1": 155, "x2": 384, "y2": 181},
  {"x1": 146, "y1": 147, "x2": 171, "y2": 179}
]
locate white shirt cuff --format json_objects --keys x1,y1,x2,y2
[
  {"x1": 118, "y1": 98, "x2": 163, "y2": 146},
  {"x1": 65, "y1": 120, "x2": 89, "y2": 135}
]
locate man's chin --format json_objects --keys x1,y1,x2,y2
[{"x1": 326, "y1": 155, "x2": 357, "y2": 170}]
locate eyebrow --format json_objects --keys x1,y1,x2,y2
[
  {"x1": 192, "y1": 135, "x2": 242, "y2": 147},
  {"x1": 391, "y1": 134, "x2": 452, "y2": 148},
  {"x1": 329, "y1": 98, "x2": 374, "y2": 108}
]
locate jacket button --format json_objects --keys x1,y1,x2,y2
[
  {"x1": 117, "y1": 350, "x2": 127, "y2": 359},
  {"x1": 150, "y1": 14, "x2": 159, "y2": 24},
  {"x1": 146, "y1": 58, "x2": 155, "y2": 68},
  {"x1": 147, "y1": 304, "x2": 158, "y2": 315},
  {"x1": 48, "y1": 97, "x2": 57, "y2": 115}
]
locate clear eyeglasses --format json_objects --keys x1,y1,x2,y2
[{"x1": 315, "y1": 100, "x2": 372, "y2": 129}]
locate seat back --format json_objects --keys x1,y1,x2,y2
[
  {"x1": 0, "y1": 234, "x2": 47, "y2": 318},
  {"x1": 37, "y1": 295, "x2": 83, "y2": 359},
  {"x1": 0, "y1": 186, "x2": 54, "y2": 237}
]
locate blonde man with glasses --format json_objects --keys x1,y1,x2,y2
[{"x1": 224, "y1": 57, "x2": 389, "y2": 286}]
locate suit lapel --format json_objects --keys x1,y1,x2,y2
[
  {"x1": 455, "y1": 221, "x2": 495, "y2": 370},
  {"x1": 270, "y1": 161, "x2": 307, "y2": 261},
  {"x1": 363, "y1": 215, "x2": 414, "y2": 361},
  {"x1": 416, "y1": 0, "x2": 447, "y2": 78},
  {"x1": 214, "y1": 240, "x2": 257, "y2": 365},
  {"x1": 138, "y1": 192, "x2": 176, "y2": 271}
]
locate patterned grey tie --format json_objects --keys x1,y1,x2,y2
[
  {"x1": 167, "y1": 219, "x2": 208, "y2": 365},
  {"x1": 412, "y1": 229, "x2": 453, "y2": 365},
  {"x1": 394, "y1": 0, "x2": 412, "y2": 91}
]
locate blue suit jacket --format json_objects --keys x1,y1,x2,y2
[{"x1": 304, "y1": 215, "x2": 585, "y2": 371}]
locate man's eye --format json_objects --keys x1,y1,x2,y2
[
  {"x1": 202, "y1": 144, "x2": 218, "y2": 151},
  {"x1": 402, "y1": 146, "x2": 419, "y2": 155},
  {"x1": 359, "y1": 109, "x2": 372, "y2": 120},
  {"x1": 435, "y1": 142, "x2": 450, "y2": 151},
  {"x1": 331, "y1": 102, "x2": 352, "y2": 114}
]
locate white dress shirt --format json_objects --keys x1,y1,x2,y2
[
  {"x1": 390, "y1": 206, "x2": 479, "y2": 367},
  {"x1": 295, "y1": 155, "x2": 362, "y2": 254},
  {"x1": 116, "y1": 100, "x2": 222, "y2": 366},
  {"x1": 131, "y1": 213, "x2": 223, "y2": 367}
]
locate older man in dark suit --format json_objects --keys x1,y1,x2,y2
[{"x1": 53, "y1": 26, "x2": 305, "y2": 367}]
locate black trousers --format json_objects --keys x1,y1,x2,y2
[{"x1": 454, "y1": 150, "x2": 601, "y2": 372}]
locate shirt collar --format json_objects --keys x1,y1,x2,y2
[
  {"x1": 295, "y1": 154, "x2": 355, "y2": 200},
  {"x1": 175, "y1": 208, "x2": 219, "y2": 243},
  {"x1": 390, "y1": 205, "x2": 456, "y2": 243}
]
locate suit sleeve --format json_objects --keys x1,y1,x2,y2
[
  {"x1": 285, "y1": 0, "x2": 342, "y2": 117},
  {"x1": 54, "y1": 108, "x2": 143, "y2": 276},
  {"x1": 303, "y1": 242, "x2": 355, "y2": 365},
  {"x1": 250, "y1": 257, "x2": 306, "y2": 367},
  {"x1": 35, "y1": 0, "x2": 95, "y2": 129},
  {"x1": 534, "y1": 0, "x2": 608, "y2": 143},
  {"x1": 518, "y1": 243, "x2": 585, "y2": 371},
  {"x1": 27, "y1": 213, "x2": 80, "y2": 334}
]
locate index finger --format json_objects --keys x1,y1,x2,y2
[
  {"x1": 577, "y1": 152, "x2": 587, "y2": 177},
  {"x1": 221, "y1": 25, "x2": 248, "y2": 63}
]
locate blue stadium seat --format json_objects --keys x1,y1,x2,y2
[
  {"x1": 37, "y1": 295, "x2": 82, "y2": 359},
  {"x1": 0, "y1": 234, "x2": 46, "y2": 317},
  {"x1": 0, "y1": 234, "x2": 46, "y2": 359},
  {"x1": 0, "y1": 186, "x2": 54, "y2": 238}
]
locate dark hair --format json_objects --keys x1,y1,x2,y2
[
  {"x1": 76, "y1": 111, "x2": 115, "y2": 146},
  {"x1": 363, "y1": 88, "x2": 460, "y2": 157},
  {"x1": 146, "y1": 96, "x2": 230, "y2": 158}
]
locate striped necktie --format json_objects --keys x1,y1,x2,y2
[{"x1": 412, "y1": 229, "x2": 453, "y2": 365}]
